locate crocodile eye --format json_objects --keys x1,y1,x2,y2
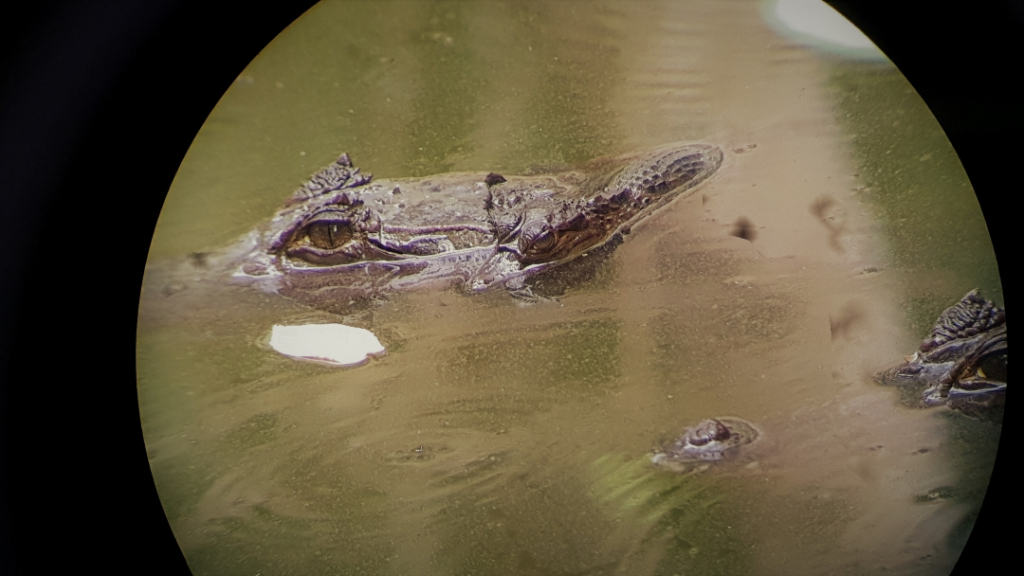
[
  {"x1": 521, "y1": 226, "x2": 556, "y2": 255},
  {"x1": 976, "y1": 351, "x2": 1007, "y2": 382},
  {"x1": 307, "y1": 222, "x2": 353, "y2": 249}
]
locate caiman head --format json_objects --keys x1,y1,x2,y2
[
  {"x1": 876, "y1": 290, "x2": 1007, "y2": 419},
  {"x1": 231, "y1": 143, "x2": 723, "y2": 309}
]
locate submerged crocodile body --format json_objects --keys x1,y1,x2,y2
[
  {"x1": 876, "y1": 290, "x2": 1007, "y2": 420},
  {"x1": 227, "y1": 143, "x2": 723, "y2": 310}
]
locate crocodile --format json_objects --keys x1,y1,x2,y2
[
  {"x1": 651, "y1": 417, "x2": 760, "y2": 473},
  {"x1": 224, "y1": 143, "x2": 724, "y2": 310},
  {"x1": 876, "y1": 290, "x2": 1007, "y2": 420}
]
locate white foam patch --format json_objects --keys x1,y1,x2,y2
[
  {"x1": 269, "y1": 324, "x2": 385, "y2": 367},
  {"x1": 776, "y1": 0, "x2": 874, "y2": 48},
  {"x1": 765, "y1": 0, "x2": 888, "y2": 61}
]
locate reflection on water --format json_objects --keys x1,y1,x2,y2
[
  {"x1": 826, "y1": 63, "x2": 1002, "y2": 334},
  {"x1": 139, "y1": 1, "x2": 1003, "y2": 575}
]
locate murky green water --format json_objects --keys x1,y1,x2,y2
[
  {"x1": 825, "y1": 63, "x2": 1002, "y2": 333},
  {"x1": 139, "y1": 2, "x2": 1003, "y2": 575}
]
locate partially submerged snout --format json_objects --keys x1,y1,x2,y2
[
  {"x1": 876, "y1": 290, "x2": 1007, "y2": 418},
  {"x1": 651, "y1": 416, "x2": 760, "y2": 471}
]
